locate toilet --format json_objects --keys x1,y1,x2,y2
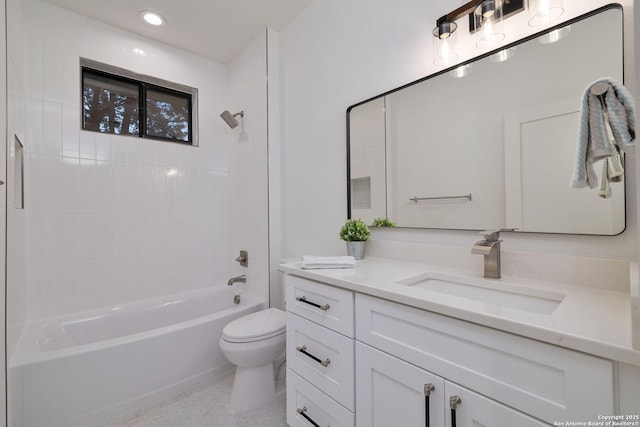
[{"x1": 219, "y1": 308, "x2": 286, "y2": 412}]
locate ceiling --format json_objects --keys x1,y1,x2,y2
[{"x1": 41, "y1": 0, "x2": 313, "y2": 64}]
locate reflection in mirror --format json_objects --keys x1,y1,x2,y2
[{"x1": 347, "y1": 5, "x2": 625, "y2": 235}]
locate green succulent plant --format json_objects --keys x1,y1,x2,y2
[
  {"x1": 339, "y1": 219, "x2": 371, "y2": 242},
  {"x1": 371, "y1": 217, "x2": 396, "y2": 227}
]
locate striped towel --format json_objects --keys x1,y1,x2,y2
[{"x1": 570, "y1": 77, "x2": 635, "y2": 194}]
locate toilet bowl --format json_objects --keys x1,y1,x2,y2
[{"x1": 219, "y1": 307, "x2": 286, "y2": 412}]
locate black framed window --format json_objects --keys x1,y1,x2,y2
[{"x1": 81, "y1": 60, "x2": 197, "y2": 146}]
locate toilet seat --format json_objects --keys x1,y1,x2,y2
[{"x1": 222, "y1": 308, "x2": 286, "y2": 343}]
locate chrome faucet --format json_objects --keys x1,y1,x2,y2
[
  {"x1": 471, "y1": 230, "x2": 502, "y2": 279},
  {"x1": 228, "y1": 274, "x2": 246, "y2": 286}
]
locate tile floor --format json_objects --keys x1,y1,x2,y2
[{"x1": 95, "y1": 371, "x2": 287, "y2": 427}]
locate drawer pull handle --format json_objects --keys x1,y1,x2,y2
[
  {"x1": 450, "y1": 395, "x2": 461, "y2": 427},
  {"x1": 296, "y1": 345, "x2": 331, "y2": 367},
  {"x1": 424, "y1": 383, "x2": 435, "y2": 427},
  {"x1": 297, "y1": 406, "x2": 321, "y2": 427},
  {"x1": 296, "y1": 296, "x2": 330, "y2": 311}
]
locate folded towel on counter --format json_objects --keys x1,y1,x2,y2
[
  {"x1": 570, "y1": 77, "x2": 636, "y2": 196},
  {"x1": 301, "y1": 255, "x2": 356, "y2": 269}
]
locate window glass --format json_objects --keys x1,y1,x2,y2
[
  {"x1": 145, "y1": 87, "x2": 191, "y2": 143},
  {"x1": 80, "y1": 60, "x2": 197, "y2": 145},
  {"x1": 82, "y1": 70, "x2": 140, "y2": 136}
]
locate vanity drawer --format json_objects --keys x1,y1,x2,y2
[
  {"x1": 285, "y1": 274, "x2": 354, "y2": 337},
  {"x1": 287, "y1": 312, "x2": 355, "y2": 411},
  {"x1": 355, "y1": 294, "x2": 614, "y2": 424},
  {"x1": 287, "y1": 368, "x2": 355, "y2": 427}
]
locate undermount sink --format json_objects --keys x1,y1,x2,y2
[{"x1": 396, "y1": 272, "x2": 565, "y2": 315}]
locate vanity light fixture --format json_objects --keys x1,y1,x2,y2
[
  {"x1": 432, "y1": 0, "x2": 524, "y2": 66},
  {"x1": 528, "y1": 0, "x2": 564, "y2": 27},
  {"x1": 432, "y1": 22, "x2": 459, "y2": 66},
  {"x1": 139, "y1": 10, "x2": 166, "y2": 26},
  {"x1": 474, "y1": 0, "x2": 504, "y2": 49}
]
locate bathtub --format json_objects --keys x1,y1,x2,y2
[{"x1": 9, "y1": 286, "x2": 264, "y2": 427}]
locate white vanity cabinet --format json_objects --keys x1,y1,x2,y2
[
  {"x1": 285, "y1": 275, "x2": 355, "y2": 427},
  {"x1": 356, "y1": 293, "x2": 614, "y2": 426},
  {"x1": 283, "y1": 271, "x2": 622, "y2": 427},
  {"x1": 356, "y1": 342, "x2": 547, "y2": 427}
]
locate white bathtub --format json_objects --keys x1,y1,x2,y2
[{"x1": 9, "y1": 286, "x2": 264, "y2": 427}]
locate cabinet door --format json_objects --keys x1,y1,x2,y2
[
  {"x1": 356, "y1": 342, "x2": 445, "y2": 427},
  {"x1": 445, "y1": 381, "x2": 549, "y2": 427}
]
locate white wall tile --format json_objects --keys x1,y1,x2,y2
[
  {"x1": 24, "y1": 153, "x2": 42, "y2": 211},
  {"x1": 79, "y1": 159, "x2": 96, "y2": 210},
  {"x1": 41, "y1": 3, "x2": 61, "y2": 103},
  {"x1": 61, "y1": 50, "x2": 79, "y2": 107},
  {"x1": 59, "y1": 157, "x2": 80, "y2": 209},
  {"x1": 42, "y1": 101, "x2": 62, "y2": 156},
  {"x1": 93, "y1": 210, "x2": 114, "y2": 260},
  {"x1": 94, "y1": 132, "x2": 111, "y2": 161},
  {"x1": 95, "y1": 160, "x2": 113, "y2": 211},
  {"x1": 25, "y1": 43, "x2": 43, "y2": 100},
  {"x1": 39, "y1": 209, "x2": 63, "y2": 263},
  {"x1": 24, "y1": 98, "x2": 43, "y2": 155},
  {"x1": 58, "y1": 209, "x2": 83, "y2": 262},
  {"x1": 63, "y1": 104, "x2": 81, "y2": 158},
  {"x1": 40, "y1": 155, "x2": 61, "y2": 210},
  {"x1": 20, "y1": 0, "x2": 231, "y2": 321}
]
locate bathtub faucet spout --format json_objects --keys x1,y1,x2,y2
[{"x1": 228, "y1": 274, "x2": 246, "y2": 286}]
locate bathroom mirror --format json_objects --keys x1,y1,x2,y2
[{"x1": 347, "y1": 5, "x2": 625, "y2": 235}]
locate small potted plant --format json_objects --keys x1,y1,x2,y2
[
  {"x1": 339, "y1": 218, "x2": 370, "y2": 260},
  {"x1": 371, "y1": 217, "x2": 396, "y2": 227}
]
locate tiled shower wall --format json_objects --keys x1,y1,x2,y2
[{"x1": 14, "y1": 0, "x2": 231, "y2": 323}]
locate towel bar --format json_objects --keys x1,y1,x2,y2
[{"x1": 410, "y1": 194, "x2": 472, "y2": 203}]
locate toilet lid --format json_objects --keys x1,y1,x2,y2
[{"x1": 222, "y1": 308, "x2": 286, "y2": 343}]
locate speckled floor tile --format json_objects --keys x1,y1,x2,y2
[{"x1": 94, "y1": 370, "x2": 287, "y2": 427}]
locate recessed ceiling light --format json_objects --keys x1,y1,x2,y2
[{"x1": 139, "y1": 11, "x2": 165, "y2": 26}]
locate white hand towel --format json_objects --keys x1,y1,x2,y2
[{"x1": 301, "y1": 255, "x2": 356, "y2": 269}]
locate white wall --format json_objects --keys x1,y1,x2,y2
[
  {"x1": 280, "y1": 0, "x2": 637, "y2": 286},
  {"x1": 14, "y1": 0, "x2": 231, "y2": 323}
]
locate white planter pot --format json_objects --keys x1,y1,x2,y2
[{"x1": 346, "y1": 241, "x2": 366, "y2": 260}]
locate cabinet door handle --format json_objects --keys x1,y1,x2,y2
[
  {"x1": 296, "y1": 295, "x2": 330, "y2": 311},
  {"x1": 424, "y1": 383, "x2": 435, "y2": 427},
  {"x1": 449, "y1": 395, "x2": 461, "y2": 427},
  {"x1": 296, "y1": 345, "x2": 331, "y2": 367},
  {"x1": 296, "y1": 406, "x2": 321, "y2": 427}
]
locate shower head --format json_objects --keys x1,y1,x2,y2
[{"x1": 220, "y1": 110, "x2": 244, "y2": 129}]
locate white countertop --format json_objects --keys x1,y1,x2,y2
[{"x1": 279, "y1": 256, "x2": 640, "y2": 366}]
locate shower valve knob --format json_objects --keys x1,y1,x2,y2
[{"x1": 235, "y1": 250, "x2": 248, "y2": 267}]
